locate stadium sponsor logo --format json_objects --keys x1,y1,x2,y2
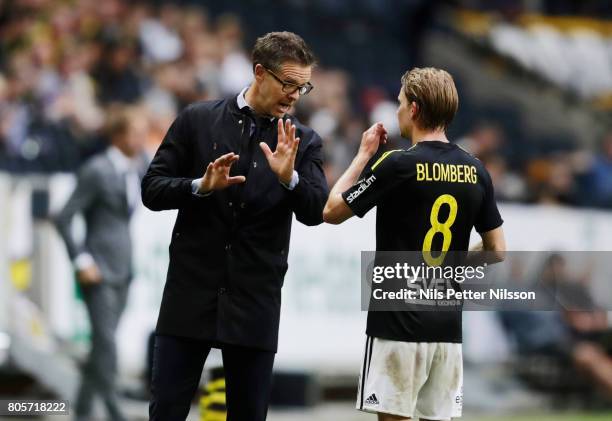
[{"x1": 346, "y1": 174, "x2": 376, "y2": 204}]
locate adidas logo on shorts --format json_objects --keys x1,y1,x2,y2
[{"x1": 365, "y1": 393, "x2": 379, "y2": 405}]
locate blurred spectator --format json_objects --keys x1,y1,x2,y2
[
  {"x1": 480, "y1": 154, "x2": 527, "y2": 202},
  {"x1": 527, "y1": 154, "x2": 579, "y2": 206},
  {"x1": 139, "y1": 3, "x2": 183, "y2": 64},
  {"x1": 498, "y1": 253, "x2": 612, "y2": 399},
  {"x1": 583, "y1": 133, "x2": 612, "y2": 208},
  {"x1": 497, "y1": 255, "x2": 573, "y2": 357},
  {"x1": 457, "y1": 122, "x2": 507, "y2": 158},
  {"x1": 91, "y1": 35, "x2": 146, "y2": 105}
]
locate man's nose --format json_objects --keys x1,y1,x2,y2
[{"x1": 287, "y1": 89, "x2": 300, "y2": 101}]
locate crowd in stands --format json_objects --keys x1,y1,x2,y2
[{"x1": 1, "y1": 0, "x2": 611, "y2": 209}]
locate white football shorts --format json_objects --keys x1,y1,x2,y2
[{"x1": 356, "y1": 336, "x2": 463, "y2": 420}]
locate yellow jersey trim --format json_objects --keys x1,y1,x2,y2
[{"x1": 371, "y1": 149, "x2": 402, "y2": 171}]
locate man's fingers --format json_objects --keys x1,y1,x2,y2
[
  {"x1": 370, "y1": 122, "x2": 384, "y2": 134},
  {"x1": 220, "y1": 156, "x2": 240, "y2": 174},
  {"x1": 259, "y1": 142, "x2": 273, "y2": 160},
  {"x1": 224, "y1": 154, "x2": 240, "y2": 167},
  {"x1": 213, "y1": 152, "x2": 232, "y2": 168},
  {"x1": 285, "y1": 119, "x2": 291, "y2": 138},
  {"x1": 214, "y1": 153, "x2": 239, "y2": 168},
  {"x1": 278, "y1": 119, "x2": 285, "y2": 141},
  {"x1": 287, "y1": 137, "x2": 300, "y2": 161},
  {"x1": 227, "y1": 176, "x2": 246, "y2": 185},
  {"x1": 222, "y1": 153, "x2": 238, "y2": 165}
]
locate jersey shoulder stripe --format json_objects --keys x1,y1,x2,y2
[
  {"x1": 371, "y1": 148, "x2": 409, "y2": 171},
  {"x1": 371, "y1": 149, "x2": 402, "y2": 171}
]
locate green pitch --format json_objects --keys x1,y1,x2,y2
[{"x1": 469, "y1": 413, "x2": 612, "y2": 421}]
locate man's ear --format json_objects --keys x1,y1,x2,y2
[
  {"x1": 254, "y1": 63, "x2": 265, "y2": 82},
  {"x1": 410, "y1": 101, "x2": 419, "y2": 120}
]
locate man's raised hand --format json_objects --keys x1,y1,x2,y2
[
  {"x1": 260, "y1": 119, "x2": 300, "y2": 185},
  {"x1": 199, "y1": 152, "x2": 246, "y2": 193}
]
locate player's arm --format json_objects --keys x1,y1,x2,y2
[
  {"x1": 467, "y1": 226, "x2": 506, "y2": 266},
  {"x1": 468, "y1": 161, "x2": 505, "y2": 265},
  {"x1": 323, "y1": 123, "x2": 387, "y2": 224},
  {"x1": 322, "y1": 155, "x2": 366, "y2": 224}
]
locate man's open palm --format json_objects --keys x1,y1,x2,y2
[{"x1": 260, "y1": 119, "x2": 300, "y2": 184}]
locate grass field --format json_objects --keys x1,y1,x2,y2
[
  {"x1": 265, "y1": 407, "x2": 612, "y2": 421},
  {"x1": 468, "y1": 414, "x2": 612, "y2": 421}
]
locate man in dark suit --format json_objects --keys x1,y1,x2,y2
[
  {"x1": 54, "y1": 106, "x2": 148, "y2": 421},
  {"x1": 142, "y1": 31, "x2": 328, "y2": 421}
]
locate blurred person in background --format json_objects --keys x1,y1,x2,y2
[
  {"x1": 498, "y1": 253, "x2": 612, "y2": 400},
  {"x1": 583, "y1": 132, "x2": 612, "y2": 208},
  {"x1": 323, "y1": 67, "x2": 506, "y2": 421},
  {"x1": 53, "y1": 105, "x2": 149, "y2": 421},
  {"x1": 526, "y1": 154, "x2": 580, "y2": 206},
  {"x1": 480, "y1": 153, "x2": 527, "y2": 202},
  {"x1": 141, "y1": 31, "x2": 328, "y2": 421},
  {"x1": 92, "y1": 34, "x2": 146, "y2": 105}
]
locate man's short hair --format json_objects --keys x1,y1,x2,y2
[
  {"x1": 251, "y1": 31, "x2": 316, "y2": 72},
  {"x1": 401, "y1": 67, "x2": 459, "y2": 131},
  {"x1": 105, "y1": 105, "x2": 141, "y2": 139}
]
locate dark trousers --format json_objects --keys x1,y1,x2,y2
[
  {"x1": 149, "y1": 334, "x2": 275, "y2": 421},
  {"x1": 76, "y1": 282, "x2": 129, "y2": 421}
]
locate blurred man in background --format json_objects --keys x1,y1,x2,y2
[
  {"x1": 323, "y1": 67, "x2": 506, "y2": 421},
  {"x1": 141, "y1": 31, "x2": 328, "y2": 421},
  {"x1": 53, "y1": 106, "x2": 149, "y2": 421},
  {"x1": 499, "y1": 253, "x2": 612, "y2": 400}
]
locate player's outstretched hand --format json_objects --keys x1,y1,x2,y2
[
  {"x1": 358, "y1": 122, "x2": 388, "y2": 160},
  {"x1": 260, "y1": 118, "x2": 300, "y2": 184},
  {"x1": 199, "y1": 152, "x2": 246, "y2": 193}
]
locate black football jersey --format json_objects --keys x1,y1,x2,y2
[{"x1": 342, "y1": 140, "x2": 503, "y2": 342}]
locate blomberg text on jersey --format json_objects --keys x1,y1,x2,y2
[
  {"x1": 416, "y1": 163, "x2": 478, "y2": 184},
  {"x1": 346, "y1": 174, "x2": 376, "y2": 203}
]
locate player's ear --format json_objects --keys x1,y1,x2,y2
[{"x1": 410, "y1": 101, "x2": 419, "y2": 119}]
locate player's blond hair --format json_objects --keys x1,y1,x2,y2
[{"x1": 401, "y1": 67, "x2": 458, "y2": 131}]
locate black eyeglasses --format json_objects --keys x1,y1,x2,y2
[{"x1": 263, "y1": 66, "x2": 314, "y2": 96}]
